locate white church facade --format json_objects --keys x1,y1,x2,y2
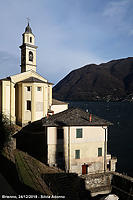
[{"x1": 0, "y1": 22, "x2": 68, "y2": 126}]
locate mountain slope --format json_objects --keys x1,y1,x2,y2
[{"x1": 53, "y1": 57, "x2": 133, "y2": 101}]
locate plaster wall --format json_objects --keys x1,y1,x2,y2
[
  {"x1": 70, "y1": 126, "x2": 106, "y2": 144},
  {"x1": 36, "y1": 85, "x2": 43, "y2": 120},
  {"x1": 24, "y1": 85, "x2": 32, "y2": 121},
  {"x1": 1, "y1": 81, "x2": 11, "y2": 116},
  {"x1": 25, "y1": 46, "x2": 36, "y2": 70},
  {"x1": 70, "y1": 142, "x2": 104, "y2": 162},
  {"x1": 6, "y1": 85, "x2": 10, "y2": 117},
  {"x1": 23, "y1": 33, "x2": 35, "y2": 45},
  {"x1": 69, "y1": 126, "x2": 106, "y2": 173},
  {"x1": 18, "y1": 84, "x2": 22, "y2": 123},
  {"x1": 47, "y1": 127, "x2": 69, "y2": 168},
  {"x1": 48, "y1": 85, "x2": 52, "y2": 107},
  {"x1": 17, "y1": 82, "x2": 52, "y2": 125},
  {"x1": 0, "y1": 80, "x2": 15, "y2": 123},
  {"x1": 45, "y1": 86, "x2": 48, "y2": 114},
  {"x1": 47, "y1": 144, "x2": 68, "y2": 166},
  {"x1": 10, "y1": 70, "x2": 47, "y2": 84},
  {"x1": 51, "y1": 104, "x2": 68, "y2": 114},
  {"x1": 10, "y1": 82, "x2": 16, "y2": 123},
  {"x1": 47, "y1": 126, "x2": 106, "y2": 173},
  {"x1": 47, "y1": 127, "x2": 68, "y2": 145}
]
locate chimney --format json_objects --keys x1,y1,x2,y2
[{"x1": 89, "y1": 114, "x2": 92, "y2": 122}]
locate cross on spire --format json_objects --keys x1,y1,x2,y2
[{"x1": 27, "y1": 17, "x2": 30, "y2": 26}]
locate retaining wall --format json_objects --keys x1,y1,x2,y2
[{"x1": 80, "y1": 172, "x2": 133, "y2": 199}]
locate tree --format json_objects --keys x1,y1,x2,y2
[{"x1": 0, "y1": 114, "x2": 15, "y2": 153}]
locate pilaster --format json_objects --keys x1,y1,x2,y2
[
  {"x1": 10, "y1": 82, "x2": 16, "y2": 123},
  {"x1": 2, "y1": 81, "x2": 5, "y2": 114},
  {"x1": 43, "y1": 85, "x2": 46, "y2": 117},
  {"x1": 31, "y1": 84, "x2": 36, "y2": 121},
  {"x1": 22, "y1": 84, "x2": 25, "y2": 124}
]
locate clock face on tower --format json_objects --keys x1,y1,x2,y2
[{"x1": 29, "y1": 51, "x2": 33, "y2": 62}]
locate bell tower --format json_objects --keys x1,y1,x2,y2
[{"x1": 19, "y1": 21, "x2": 38, "y2": 73}]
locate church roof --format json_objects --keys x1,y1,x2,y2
[
  {"x1": 25, "y1": 22, "x2": 32, "y2": 33},
  {"x1": 18, "y1": 77, "x2": 46, "y2": 83},
  {"x1": 52, "y1": 99, "x2": 68, "y2": 105},
  {"x1": 0, "y1": 77, "x2": 10, "y2": 82},
  {"x1": 42, "y1": 107, "x2": 113, "y2": 127}
]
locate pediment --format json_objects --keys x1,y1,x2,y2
[{"x1": 10, "y1": 70, "x2": 48, "y2": 84}]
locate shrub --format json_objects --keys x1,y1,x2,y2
[{"x1": 0, "y1": 114, "x2": 15, "y2": 153}]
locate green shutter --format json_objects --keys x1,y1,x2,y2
[
  {"x1": 76, "y1": 129, "x2": 82, "y2": 138},
  {"x1": 75, "y1": 150, "x2": 80, "y2": 159},
  {"x1": 98, "y1": 148, "x2": 102, "y2": 156}
]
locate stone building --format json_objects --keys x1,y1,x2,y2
[{"x1": 42, "y1": 107, "x2": 117, "y2": 174}]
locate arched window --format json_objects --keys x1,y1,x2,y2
[
  {"x1": 29, "y1": 51, "x2": 33, "y2": 61},
  {"x1": 30, "y1": 37, "x2": 32, "y2": 43}
]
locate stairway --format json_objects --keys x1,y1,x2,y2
[{"x1": 57, "y1": 174, "x2": 72, "y2": 199}]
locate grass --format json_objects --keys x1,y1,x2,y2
[
  {"x1": 1, "y1": 148, "x2": 82, "y2": 198},
  {"x1": 15, "y1": 151, "x2": 36, "y2": 191},
  {"x1": 14, "y1": 150, "x2": 52, "y2": 194}
]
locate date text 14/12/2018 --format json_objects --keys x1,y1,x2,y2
[{"x1": 18, "y1": 195, "x2": 65, "y2": 199}]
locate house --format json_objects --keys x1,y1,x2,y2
[
  {"x1": 42, "y1": 107, "x2": 117, "y2": 174},
  {"x1": 0, "y1": 22, "x2": 65, "y2": 126},
  {"x1": 3, "y1": 22, "x2": 117, "y2": 175},
  {"x1": 50, "y1": 99, "x2": 68, "y2": 114}
]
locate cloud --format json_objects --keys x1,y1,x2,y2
[
  {"x1": 129, "y1": 30, "x2": 133, "y2": 35},
  {"x1": 102, "y1": 0, "x2": 133, "y2": 36},
  {"x1": 103, "y1": 0, "x2": 129, "y2": 18}
]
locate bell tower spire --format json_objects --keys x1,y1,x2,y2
[
  {"x1": 27, "y1": 17, "x2": 30, "y2": 26},
  {"x1": 19, "y1": 20, "x2": 38, "y2": 73}
]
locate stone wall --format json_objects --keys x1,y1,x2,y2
[
  {"x1": 80, "y1": 172, "x2": 133, "y2": 199},
  {"x1": 81, "y1": 172, "x2": 112, "y2": 196},
  {"x1": 111, "y1": 172, "x2": 133, "y2": 200}
]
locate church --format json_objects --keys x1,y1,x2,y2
[
  {"x1": 0, "y1": 22, "x2": 68, "y2": 126},
  {"x1": 0, "y1": 22, "x2": 117, "y2": 174}
]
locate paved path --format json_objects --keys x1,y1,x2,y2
[{"x1": 0, "y1": 173, "x2": 16, "y2": 196}]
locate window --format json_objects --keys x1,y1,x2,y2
[
  {"x1": 29, "y1": 51, "x2": 33, "y2": 61},
  {"x1": 98, "y1": 148, "x2": 102, "y2": 157},
  {"x1": 30, "y1": 37, "x2": 32, "y2": 43},
  {"x1": 76, "y1": 129, "x2": 82, "y2": 138},
  {"x1": 27, "y1": 101, "x2": 31, "y2": 111},
  {"x1": 75, "y1": 150, "x2": 80, "y2": 159},
  {"x1": 37, "y1": 87, "x2": 42, "y2": 91},
  {"x1": 27, "y1": 86, "x2": 31, "y2": 91},
  {"x1": 57, "y1": 128, "x2": 64, "y2": 139}
]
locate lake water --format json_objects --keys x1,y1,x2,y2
[{"x1": 67, "y1": 101, "x2": 133, "y2": 177}]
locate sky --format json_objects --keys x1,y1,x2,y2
[{"x1": 0, "y1": 0, "x2": 133, "y2": 85}]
